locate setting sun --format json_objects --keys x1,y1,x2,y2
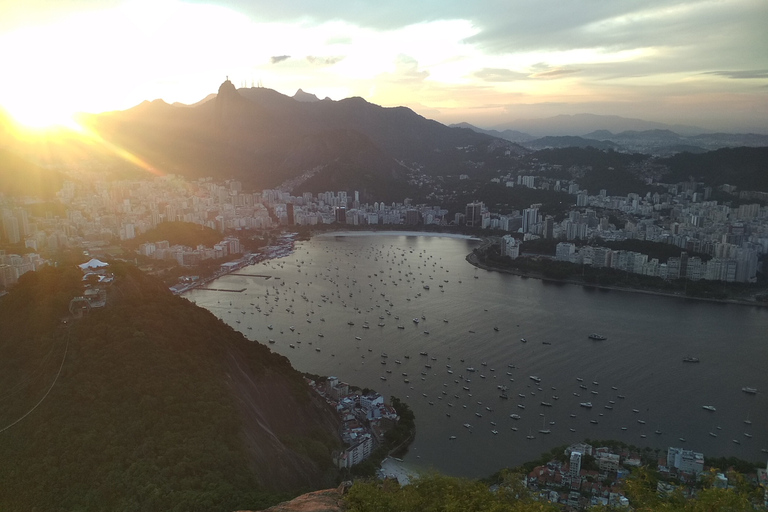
[{"x1": 4, "y1": 103, "x2": 82, "y2": 131}]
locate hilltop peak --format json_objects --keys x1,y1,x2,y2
[{"x1": 293, "y1": 89, "x2": 321, "y2": 103}]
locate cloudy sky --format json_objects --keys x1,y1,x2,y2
[{"x1": 1, "y1": 0, "x2": 767, "y2": 132}]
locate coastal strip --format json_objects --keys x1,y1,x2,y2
[{"x1": 466, "y1": 238, "x2": 768, "y2": 308}]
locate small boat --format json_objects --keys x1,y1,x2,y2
[
  {"x1": 510, "y1": 414, "x2": 520, "y2": 419},
  {"x1": 579, "y1": 402, "x2": 592, "y2": 408},
  {"x1": 682, "y1": 356, "x2": 700, "y2": 363},
  {"x1": 449, "y1": 436, "x2": 456, "y2": 440},
  {"x1": 529, "y1": 376, "x2": 541, "y2": 383},
  {"x1": 588, "y1": 333, "x2": 606, "y2": 340},
  {"x1": 268, "y1": 339, "x2": 275, "y2": 344},
  {"x1": 742, "y1": 387, "x2": 758, "y2": 394},
  {"x1": 702, "y1": 405, "x2": 716, "y2": 412},
  {"x1": 520, "y1": 338, "x2": 527, "y2": 343},
  {"x1": 355, "y1": 336, "x2": 362, "y2": 340},
  {"x1": 493, "y1": 327, "x2": 499, "y2": 332}
]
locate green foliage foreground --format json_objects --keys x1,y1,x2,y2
[
  {"x1": 345, "y1": 474, "x2": 558, "y2": 512},
  {"x1": 344, "y1": 468, "x2": 763, "y2": 512}
]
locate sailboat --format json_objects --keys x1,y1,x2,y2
[
  {"x1": 744, "y1": 413, "x2": 752, "y2": 425},
  {"x1": 526, "y1": 428, "x2": 535, "y2": 440},
  {"x1": 538, "y1": 417, "x2": 551, "y2": 434}
]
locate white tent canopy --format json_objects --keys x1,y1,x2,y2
[{"x1": 78, "y1": 258, "x2": 109, "y2": 270}]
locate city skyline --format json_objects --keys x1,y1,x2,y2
[{"x1": 1, "y1": 0, "x2": 767, "y2": 133}]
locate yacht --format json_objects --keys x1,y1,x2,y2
[
  {"x1": 579, "y1": 402, "x2": 593, "y2": 408},
  {"x1": 702, "y1": 405, "x2": 717, "y2": 412},
  {"x1": 742, "y1": 387, "x2": 758, "y2": 394}
]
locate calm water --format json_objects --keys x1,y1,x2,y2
[{"x1": 185, "y1": 233, "x2": 768, "y2": 478}]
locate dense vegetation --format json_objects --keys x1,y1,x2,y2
[
  {"x1": 344, "y1": 464, "x2": 763, "y2": 512},
  {"x1": 345, "y1": 473, "x2": 559, "y2": 512},
  {"x1": 127, "y1": 221, "x2": 223, "y2": 249},
  {"x1": 0, "y1": 263, "x2": 339, "y2": 511},
  {"x1": 661, "y1": 147, "x2": 768, "y2": 190},
  {"x1": 344, "y1": 469, "x2": 762, "y2": 511}
]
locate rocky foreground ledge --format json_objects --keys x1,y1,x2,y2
[{"x1": 241, "y1": 484, "x2": 349, "y2": 512}]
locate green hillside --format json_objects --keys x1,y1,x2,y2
[
  {"x1": 0, "y1": 263, "x2": 341, "y2": 511},
  {"x1": 128, "y1": 221, "x2": 223, "y2": 248}
]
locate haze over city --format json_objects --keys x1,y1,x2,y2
[{"x1": 1, "y1": 0, "x2": 767, "y2": 133}]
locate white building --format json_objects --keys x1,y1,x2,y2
[
  {"x1": 667, "y1": 447, "x2": 704, "y2": 475},
  {"x1": 500, "y1": 235, "x2": 520, "y2": 259}
]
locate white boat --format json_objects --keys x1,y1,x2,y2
[
  {"x1": 579, "y1": 402, "x2": 593, "y2": 408},
  {"x1": 702, "y1": 405, "x2": 716, "y2": 412},
  {"x1": 742, "y1": 387, "x2": 758, "y2": 394}
]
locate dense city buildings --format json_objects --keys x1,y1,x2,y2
[{"x1": 1, "y1": 159, "x2": 767, "y2": 291}]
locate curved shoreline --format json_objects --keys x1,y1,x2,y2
[
  {"x1": 315, "y1": 230, "x2": 482, "y2": 241},
  {"x1": 466, "y1": 244, "x2": 768, "y2": 309}
]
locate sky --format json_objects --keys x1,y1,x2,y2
[{"x1": 1, "y1": 0, "x2": 767, "y2": 132}]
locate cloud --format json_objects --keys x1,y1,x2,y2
[
  {"x1": 381, "y1": 54, "x2": 429, "y2": 83},
  {"x1": 306, "y1": 56, "x2": 344, "y2": 66},
  {"x1": 704, "y1": 70, "x2": 768, "y2": 79},
  {"x1": 530, "y1": 67, "x2": 580, "y2": 79},
  {"x1": 473, "y1": 68, "x2": 530, "y2": 82},
  {"x1": 270, "y1": 55, "x2": 290, "y2": 64}
]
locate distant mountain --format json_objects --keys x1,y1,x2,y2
[
  {"x1": 449, "y1": 122, "x2": 535, "y2": 143},
  {"x1": 171, "y1": 93, "x2": 217, "y2": 108},
  {"x1": 292, "y1": 89, "x2": 322, "y2": 102},
  {"x1": 78, "y1": 80, "x2": 524, "y2": 201},
  {"x1": 522, "y1": 135, "x2": 621, "y2": 151},
  {"x1": 494, "y1": 113, "x2": 708, "y2": 137},
  {"x1": 584, "y1": 129, "x2": 768, "y2": 155}
]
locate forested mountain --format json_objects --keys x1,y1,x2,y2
[
  {"x1": 76, "y1": 80, "x2": 523, "y2": 201},
  {"x1": 0, "y1": 263, "x2": 341, "y2": 511}
]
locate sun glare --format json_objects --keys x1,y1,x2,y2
[{"x1": 4, "y1": 104, "x2": 83, "y2": 132}]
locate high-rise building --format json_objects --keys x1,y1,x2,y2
[
  {"x1": 465, "y1": 202, "x2": 483, "y2": 227},
  {"x1": 2, "y1": 213, "x2": 20, "y2": 244},
  {"x1": 335, "y1": 206, "x2": 347, "y2": 224},
  {"x1": 286, "y1": 203, "x2": 295, "y2": 225},
  {"x1": 570, "y1": 451, "x2": 582, "y2": 480},
  {"x1": 522, "y1": 207, "x2": 539, "y2": 234}
]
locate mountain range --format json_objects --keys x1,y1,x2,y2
[
  {"x1": 2, "y1": 82, "x2": 768, "y2": 202},
  {"x1": 65, "y1": 80, "x2": 521, "y2": 202},
  {"x1": 454, "y1": 122, "x2": 768, "y2": 156}
]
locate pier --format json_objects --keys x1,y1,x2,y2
[{"x1": 197, "y1": 287, "x2": 246, "y2": 293}]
